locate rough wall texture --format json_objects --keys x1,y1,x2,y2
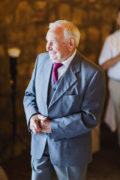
[{"x1": 0, "y1": 0, "x2": 119, "y2": 160}]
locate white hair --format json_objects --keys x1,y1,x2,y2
[{"x1": 49, "y1": 20, "x2": 80, "y2": 47}]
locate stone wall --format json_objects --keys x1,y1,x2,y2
[{"x1": 0, "y1": 0, "x2": 119, "y2": 158}]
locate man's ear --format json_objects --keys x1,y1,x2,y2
[{"x1": 68, "y1": 38, "x2": 76, "y2": 51}]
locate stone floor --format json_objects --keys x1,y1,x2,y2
[{"x1": 1, "y1": 123, "x2": 120, "y2": 180}]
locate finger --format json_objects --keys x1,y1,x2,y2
[
  {"x1": 34, "y1": 120, "x2": 41, "y2": 130},
  {"x1": 30, "y1": 122, "x2": 40, "y2": 132},
  {"x1": 38, "y1": 115, "x2": 47, "y2": 121},
  {"x1": 32, "y1": 126, "x2": 42, "y2": 134}
]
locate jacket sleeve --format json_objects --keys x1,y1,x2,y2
[
  {"x1": 23, "y1": 55, "x2": 39, "y2": 128},
  {"x1": 50, "y1": 70, "x2": 106, "y2": 141}
]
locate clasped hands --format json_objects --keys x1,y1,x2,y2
[{"x1": 30, "y1": 114, "x2": 51, "y2": 134}]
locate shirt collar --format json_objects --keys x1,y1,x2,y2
[
  {"x1": 62, "y1": 49, "x2": 76, "y2": 68},
  {"x1": 50, "y1": 49, "x2": 76, "y2": 69}
]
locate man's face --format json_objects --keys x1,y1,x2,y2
[
  {"x1": 46, "y1": 28, "x2": 71, "y2": 63},
  {"x1": 116, "y1": 12, "x2": 120, "y2": 26}
]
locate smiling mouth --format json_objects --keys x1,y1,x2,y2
[{"x1": 49, "y1": 51, "x2": 56, "y2": 56}]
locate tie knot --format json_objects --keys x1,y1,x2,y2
[{"x1": 53, "y1": 63, "x2": 63, "y2": 70}]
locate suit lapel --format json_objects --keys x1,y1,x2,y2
[
  {"x1": 41, "y1": 57, "x2": 53, "y2": 107},
  {"x1": 48, "y1": 51, "x2": 81, "y2": 108}
]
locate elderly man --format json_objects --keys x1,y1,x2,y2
[
  {"x1": 99, "y1": 8, "x2": 120, "y2": 148},
  {"x1": 23, "y1": 20, "x2": 105, "y2": 180}
]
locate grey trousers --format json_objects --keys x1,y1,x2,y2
[
  {"x1": 31, "y1": 145, "x2": 88, "y2": 180},
  {"x1": 109, "y1": 79, "x2": 120, "y2": 146}
]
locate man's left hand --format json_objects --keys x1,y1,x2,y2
[{"x1": 40, "y1": 119, "x2": 51, "y2": 133}]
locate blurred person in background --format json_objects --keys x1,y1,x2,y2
[{"x1": 99, "y1": 7, "x2": 120, "y2": 148}]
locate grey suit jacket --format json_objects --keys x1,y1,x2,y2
[{"x1": 23, "y1": 51, "x2": 106, "y2": 167}]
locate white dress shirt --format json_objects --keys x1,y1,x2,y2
[{"x1": 99, "y1": 30, "x2": 120, "y2": 80}]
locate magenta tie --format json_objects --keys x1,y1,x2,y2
[{"x1": 53, "y1": 63, "x2": 63, "y2": 83}]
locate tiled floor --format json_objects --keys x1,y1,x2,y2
[{"x1": 1, "y1": 123, "x2": 120, "y2": 180}]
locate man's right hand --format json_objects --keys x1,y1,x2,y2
[
  {"x1": 30, "y1": 114, "x2": 47, "y2": 134},
  {"x1": 101, "y1": 53, "x2": 120, "y2": 70},
  {"x1": 116, "y1": 53, "x2": 120, "y2": 61}
]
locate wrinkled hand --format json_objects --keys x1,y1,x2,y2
[
  {"x1": 40, "y1": 119, "x2": 51, "y2": 133},
  {"x1": 30, "y1": 114, "x2": 51, "y2": 134},
  {"x1": 30, "y1": 114, "x2": 47, "y2": 134}
]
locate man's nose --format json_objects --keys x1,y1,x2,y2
[{"x1": 46, "y1": 42, "x2": 52, "y2": 51}]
